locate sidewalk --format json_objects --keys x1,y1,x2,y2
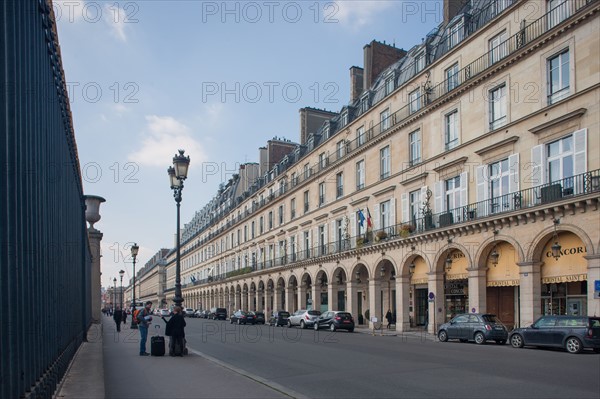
[{"x1": 55, "y1": 317, "x2": 288, "y2": 399}]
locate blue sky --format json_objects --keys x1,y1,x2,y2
[{"x1": 54, "y1": 0, "x2": 444, "y2": 288}]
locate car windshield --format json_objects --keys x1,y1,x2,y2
[
  {"x1": 308, "y1": 310, "x2": 321, "y2": 316},
  {"x1": 279, "y1": 312, "x2": 290, "y2": 317},
  {"x1": 337, "y1": 312, "x2": 351, "y2": 317},
  {"x1": 482, "y1": 315, "x2": 500, "y2": 323}
]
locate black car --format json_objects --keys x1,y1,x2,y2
[
  {"x1": 209, "y1": 307, "x2": 227, "y2": 320},
  {"x1": 509, "y1": 315, "x2": 600, "y2": 354},
  {"x1": 230, "y1": 310, "x2": 256, "y2": 325},
  {"x1": 313, "y1": 311, "x2": 354, "y2": 332},
  {"x1": 251, "y1": 311, "x2": 265, "y2": 325},
  {"x1": 438, "y1": 313, "x2": 508, "y2": 344},
  {"x1": 269, "y1": 311, "x2": 290, "y2": 327}
]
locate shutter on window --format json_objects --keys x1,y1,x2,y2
[
  {"x1": 420, "y1": 186, "x2": 429, "y2": 218},
  {"x1": 390, "y1": 198, "x2": 396, "y2": 229},
  {"x1": 508, "y1": 153, "x2": 520, "y2": 193},
  {"x1": 401, "y1": 192, "x2": 409, "y2": 223},
  {"x1": 350, "y1": 212, "x2": 356, "y2": 237},
  {"x1": 530, "y1": 144, "x2": 545, "y2": 186},
  {"x1": 476, "y1": 166, "x2": 488, "y2": 202},
  {"x1": 373, "y1": 205, "x2": 380, "y2": 231},
  {"x1": 572, "y1": 128, "x2": 587, "y2": 176},
  {"x1": 434, "y1": 180, "x2": 445, "y2": 213}
]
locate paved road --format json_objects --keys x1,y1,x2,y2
[{"x1": 183, "y1": 318, "x2": 600, "y2": 399}]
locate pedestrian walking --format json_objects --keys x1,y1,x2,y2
[
  {"x1": 165, "y1": 306, "x2": 187, "y2": 356},
  {"x1": 136, "y1": 301, "x2": 153, "y2": 356},
  {"x1": 385, "y1": 309, "x2": 393, "y2": 329},
  {"x1": 122, "y1": 310, "x2": 127, "y2": 327},
  {"x1": 113, "y1": 307, "x2": 123, "y2": 332}
]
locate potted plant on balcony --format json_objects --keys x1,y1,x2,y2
[
  {"x1": 356, "y1": 237, "x2": 364, "y2": 248},
  {"x1": 375, "y1": 230, "x2": 388, "y2": 241},
  {"x1": 399, "y1": 224, "x2": 414, "y2": 238}
]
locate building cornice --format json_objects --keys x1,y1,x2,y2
[
  {"x1": 474, "y1": 136, "x2": 520, "y2": 156},
  {"x1": 528, "y1": 108, "x2": 587, "y2": 134},
  {"x1": 372, "y1": 185, "x2": 396, "y2": 198},
  {"x1": 349, "y1": 196, "x2": 370, "y2": 206},
  {"x1": 401, "y1": 172, "x2": 428, "y2": 186}
]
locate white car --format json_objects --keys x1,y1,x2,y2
[
  {"x1": 184, "y1": 308, "x2": 195, "y2": 317},
  {"x1": 160, "y1": 309, "x2": 170, "y2": 317}
]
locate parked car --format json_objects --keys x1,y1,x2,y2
[
  {"x1": 438, "y1": 313, "x2": 508, "y2": 345},
  {"x1": 194, "y1": 309, "x2": 205, "y2": 318},
  {"x1": 269, "y1": 311, "x2": 290, "y2": 327},
  {"x1": 288, "y1": 309, "x2": 321, "y2": 329},
  {"x1": 183, "y1": 308, "x2": 195, "y2": 317},
  {"x1": 209, "y1": 307, "x2": 228, "y2": 320},
  {"x1": 509, "y1": 315, "x2": 600, "y2": 354},
  {"x1": 160, "y1": 309, "x2": 171, "y2": 317},
  {"x1": 230, "y1": 310, "x2": 256, "y2": 325},
  {"x1": 200, "y1": 310, "x2": 210, "y2": 319},
  {"x1": 252, "y1": 311, "x2": 266, "y2": 325},
  {"x1": 314, "y1": 311, "x2": 354, "y2": 332}
]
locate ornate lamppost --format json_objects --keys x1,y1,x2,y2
[
  {"x1": 168, "y1": 150, "x2": 190, "y2": 309},
  {"x1": 113, "y1": 278, "x2": 117, "y2": 312},
  {"x1": 130, "y1": 243, "x2": 139, "y2": 329},
  {"x1": 119, "y1": 269, "x2": 125, "y2": 310}
]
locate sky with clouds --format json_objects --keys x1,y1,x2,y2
[{"x1": 53, "y1": 0, "x2": 443, "y2": 288}]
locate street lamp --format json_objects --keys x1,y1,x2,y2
[
  {"x1": 119, "y1": 269, "x2": 125, "y2": 310},
  {"x1": 168, "y1": 149, "x2": 190, "y2": 310},
  {"x1": 113, "y1": 278, "x2": 117, "y2": 312},
  {"x1": 130, "y1": 243, "x2": 139, "y2": 329}
]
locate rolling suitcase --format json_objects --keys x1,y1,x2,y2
[{"x1": 151, "y1": 325, "x2": 165, "y2": 356}]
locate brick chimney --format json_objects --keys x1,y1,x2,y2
[
  {"x1": 363, "y1": 40, "x2": 406, "y2": 92},
  {"x1": 350, "y1": 66, "x2": 364, "y2": 103},
  {"x1": 444, "y1": 0, "x2": 469, "y2": 25}
]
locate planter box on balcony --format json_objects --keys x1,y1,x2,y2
[
  {"x1": 439, "y1": 212, "x2": 454, "y2": 227},
  {"x1": 541, "y1": 183, "x2": 562, "y2": 203}
]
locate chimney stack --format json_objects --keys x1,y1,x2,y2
[
  {"x1": 349, "y1": 66, "x2": 364, "y2": 103},
  {"x1": 443, "y1": 0, "x2": 469, "y2": 25},
  {"x1": 363, "y1": 40, "x2": 406, "y2": 92}
]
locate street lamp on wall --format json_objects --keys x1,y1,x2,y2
[
  {"x1": 168, "y1": 150, "x2": 190, "y2": 310},
  {"x1": 444, "y1": 239, "x2": 453, "y2": 271},
  {"x1": 130, "y1": 243, "x2": 139, "y2": 329},
  {"x1": 551, "y1": 219, "x2": 562, "y2": 260},
  {"x1": 490, "y1": 230, "x2": 500, "y2": 266}
]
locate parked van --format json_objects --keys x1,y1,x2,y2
[{"x1": 209, "y1": 307, "x2": 227, "y2": 320}]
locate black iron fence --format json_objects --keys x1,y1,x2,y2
[{"x1": 0, "y1": 2, "x2": 92, "y2": 398}]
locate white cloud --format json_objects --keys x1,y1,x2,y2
[
  {"x1": 104, "y1": 4, "x2": 128, "y2": 42},
  {"x1": 128, "y1": 115, "x2": 207, "y2": 168},
  {"x1": 334, "y1": 0, "x2": 395, "y2": 27}
]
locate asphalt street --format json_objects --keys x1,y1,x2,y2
[{"x1": 183, "y1": 318, "x2": 600, "y2": 399}]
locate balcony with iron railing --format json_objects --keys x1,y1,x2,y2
[{"x1": 179, "y1": 0, "x2": 595, "y2": 250}]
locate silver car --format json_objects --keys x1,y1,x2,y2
[{"x1": 287, "y1": 309, "x2": 321, "y2": 329}]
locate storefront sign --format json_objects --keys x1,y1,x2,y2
[
  {"x1": 487, "y1": 279, "x2": 520, "y2": 287},
  {"x1": 411, "y1": 277, "x2": 428, "y2": 285},
  {"x1": 446, "y1": 273, "x2": 468, "y2": 281},
  {"x1": 445, "y1": 282, "x2": 466, "y2": 295},
  {"x1": 545, "y1": 246, "x2": 587, "y2": 258},
  {"x1": 541, "y1": 273, "x2": 587, "y2": 284}
]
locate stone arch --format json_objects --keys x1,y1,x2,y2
[
  {"x1": 315, "y1": 268, "x2": 329, "y2": 285},
  {"x1": 432, "y1": 240, "x2": 473, "y2": 273},
  {"x1": 332, "y1": 265, "x2": 348, "y2": 284},
  {"x1": 373, "y1": 255, "x2": 398, "y2": 280},
  {"x1": 398, "y1": 249, "x2": 432, "y2": 275},
  {"x1": 474, "y1": 232, "x2": 525, "y2": 269},
  {"x1": 349, "y1": 260, "x2": 371, "y2": 281},
  {"x1": 527, "y1": 222, "x2": 595, "y2": 262}
]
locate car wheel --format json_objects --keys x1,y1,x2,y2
[
  {"x1": 300, "y1": 321, "x2": 306, "y2": 329},
  {"x1": 329, "y1": 323, "x2": 336, "y2": 332},
  {"x1": 230, "y1": 319, "x2": 233, "y2": 324},
  {"x1": 438, "y1": 330, "x2": 448, "y2": 342},
  {"x1": 496, "y1": 340, "x2": 506, "y2": 345},
  {"x1": 287, "y1": 320, "x2": 292, "y2": 328},
  {"x1": 565, "y1": 337, "x2": 583, "y2": 354},
  {"x1": 237, "y1": 319, "x2": 241, "y2": 325},
  {"x1": 474, "y1": 332, "x2": 485, "y2": 345},
  {"x1": 314, "y1": 323, "x2": 319, "y2": 331},
  {"x1": 510, "y1": 334, "x2": 524, "y2": 348}
]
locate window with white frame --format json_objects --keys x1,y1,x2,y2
[
  {"x1": 290, "y1": 236, "x2": 296, "y2": 261},
  {"x1": 446, "y1": 63, "x2": 459, "y2": 92},
  {"x1": 445, "y1": 110, "x2": 459, "y2": 150},
  {"x1": 409, "y1": 189, "x2": 421, "y2": 222},
  {"x1": 445, "y1": 176, "x2": 461, "y2": 212},
  {"x1": 304, "y1": 231, "x2": 310, "y2": 258},
  {"x1": 304, "y1": 163, "x2": 310, "y2": 179},
  {"x1": 268, "y1": 211, "x2": 273, "y2": 229},
  {"x1": 278, "y1": 205, "x2": 284, "y2": 225},
  {"x1": 447, "y1": 21, "x2": 464, "y2": 49},
  {"x1": 323, "y1": 124, "x2": 330, "y2": 139},
  {"x1": 319, "y1": 182, "x2": 325, "y2": 206},
  {"x1": 341, "y1": 111, "x2": 348, "y2": 127},
  {"x1": 290, "y1": 198, "x2": 296, "y2": 219},
  {"x1": 489, "y1": 30, "x2": 508, "y2": 65},
  {"x1": 336, "y1": 172, "x2": 344, "y2": 198},
  {"x1": 357, "y1": 126, "x2": 366, "y2": 146},
  {"x1": 547, "y1": 135, "x2": 573, "y2": 187},
  {"x1": 380, "y1": 146, "x2": 390, "y2": 180},
  {"x1": 361, "y1": 95, "x2": 369, "y2": 113},
  {"x1": 489, "y1": 84, "x2": 507, "y2": 130},
  {"x1": 547, "y1": 0, "x2": 569, "y2": 29},
  {"x1": 380, "y1": 108, "x2": 390, "y2": 132},
  {"x1": 415, "y1": 52, "x2": 425, "y2": 73},
  {"x1": 337, "y1": 140, "x2": 345, "y2": 159},
  {"x1": 259, "y1": 216, "x2": 264, "y2": 234},
  {"x1": 319, "y1": 152, "x2": 327, "y2": 170},
  {"x1": 380, "y1": 200, "x2": 391, "y2": 234},
  {"x1": 489, "y1": 158, "x2": 510, "y2": 212},
  {"x1": 291, "y1": 172, "x2": 297, "y2": 187},
  {"x1": 304, "y1": 190, "x2": 309, "y2": 213},
  {"x1": 356, "y1": 160, "x2": 365, "y2": 190},
  {"x1": 547, "y1": 49, "x2": 570, "y2": 104},
  {"x1": 251, "y1": 221, "x2": 255, "y2": 238},
  {"x1": 385, "y1": 75, "x2": 394, "y2": 95},
  {"x1": 409, "y1": 129, "x2": 421, "y2": 166},
  {"x1": 409, "y1": 89, "x2": 422, "y2": 114},
  {"x1": 318, "y1": 225, "x2": 326, "y2": 255}
]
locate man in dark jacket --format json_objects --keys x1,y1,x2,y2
[
  {"x1": 113, "y1": 307, "x2": 123, "y2": 332},
  {"x1": 165, "y1": 306, "x2": 186, "y2": 356}
]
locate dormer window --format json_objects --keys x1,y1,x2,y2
[
  {"x1": 385, "y1": 74, "x2": 395, "y2": 95},
  {"x1": 341, "y1": 111, "x2": 348, "y2": 127},
  {"x1": 415, "y1": 52, "x2": 425, "y2": 73},
  {"x1": 447, "y1": 19, "x2": 464, "y2": 49},
  {"x1": 360, "y1": 93, "x2": 369, "y2": 113},
  {"x1": 323, "y1": 123, "x2": 331, "y2": 139}
]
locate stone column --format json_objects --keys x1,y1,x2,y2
[
  {"x1": 242, "y1": 291, "x2": 248, "y2": 310},
  {"x1": 257, "y1": 290, "x2": 264, "y2": 312},
  {"x1": 84, "y1": 195, "x2": 105, "y2": 324},
  {"x1": 584, "y1": 255, "x2": 600, "y2": 317},
  {"x1": 368, "y1": 279, "x2": 382, "y2": 329},
  {"x1": 327, "y1": 282, "x2": 336, "y2": 311},
  {"x1": 346, "y1": 281, "x2": 357, "y2": 321},
  {"x1": 428, "y1": 272, "x2": 445, "y2": 335},
  {"x1": 311, "y1": 284, "x2": 320, "y2": 311},
  {"x1": 298, "y1": 285, "x2": 307, "y2": 310},
  {"x1": 518, "y1": 261, "x2": 542, "y2": 328},
  {"x1": 467, "y1": 267, "x2": 488, "y2": 314},
  {"x1": 249, "y1": 290, "x2": 257, "y2": 311},
  {"x1": 273, "y1": 288, "x2": 280, "y2": 313},
  {"x1": 396, "y1": 276, "x2": 410, "y2": 332},
  {"x1": 286, "y1": 287, "x2": 295, "y2": 313}
]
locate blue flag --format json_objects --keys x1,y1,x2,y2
[{"x1": 357, "y1": 209, "x2": 365, "y2": 228}]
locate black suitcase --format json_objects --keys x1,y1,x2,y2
[{"x1": 151, "y1": 326, "x2": 165, "y2": 356}]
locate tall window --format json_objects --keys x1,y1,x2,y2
[
  {"x1": 547, "y1": 49, "x2": 570, "y2": 104},
  {"x1": 489, "y1": 84, "x2": 507, "y2": 130},
  {"x1": 385, "y1": 75, "x2": 394, "y2": 95},
  {"x1": 290, "y1": 236, "x2": 296, "y2": 261},
  {"x1": 488, "y1": 30, "x2": 507, "y2": 65},
  {"x1": 357, "y1": 126, "x2": 366, "y2": 146},
  {"x1": 251, "y1": 221, "x2": 255, "y2": 239},
  {"x1": 290, "y1": 198, "x2": 296, "y2": 219},
  {"x1": 304, "y1": 231, "x2": 310, "y2": 258},
  {"x1": 445, "y1": 176, "x2": 461, "y2": 211},
  {"x1": 380, "y1": 109, "x2": 390, "y2": 132},
  {"x1": 356, "y1": 160, "x2": 365, "y2": 190},
  {"x1": 380, "y1": 200, "x2": 391, "y2": 234},
  {"x1": 547, "y1": 135, "x2": 573, "y2": 184},
  {"x1": 380, "y1": 146, "x2": 390, "y2": 180},
  {"x1": 337, "y1": 140, "x2": 345, "y2": 159},
  {"x1": 447, "y1": 21, "x2": 464, "y2": 49},
  {"x1": 445, "y1": 110, "x2": 459, "y2": 150},
  {"x1": 291, "y1": 172, "x2": 297, "y2": 187},
  {"x1": 489, "y1": 159, "x2": 510, "y2": 212},
  {"x1": 278, "y1": 205, "x2": 284, "y2": 225},
  {"x1": 409, "y1": 89, "x2": 421, "y2": 114},
  {"x1": 304, "y1": 190, "x2": 309, "y2": 213},
  {"x1": 304, "y1": 163, "x2": 310, "y2": 179},
  {"x1": 259, "y1": 216, "x2": 264, "y2": 234},
  {"x1": 268, "y1": 211, "x2": 273, "y2": 230},
  {"x1": 446, "y1": 63, "x2": 459, "y2": 92},
  {"x1": 336, "y1": 172, "x2": 344, "y2": 198},
  {"x1": 319, "y1": 182, "x2": 325, "y2": 206},
  {"x1": 341, "y1": 111, "x2": 348, "y2": 127},
  {"x1": 409, "y1": 189, "x2": 421, "y2": 222},
  {"x1": 415, "y1": 52, "x2": 425, "y2": 73},
  {"x1": 318, "y1": 225, "x2": 326, "y2": 255},
  {"x1": 319, "y1": 152, "x2": 327, "y2": 170},
  {"x1": 548, "y1": 0, "x2": 568, "y2": 29},
  {"x1": 409, "y1": 129, "x2": 421, "y2": 166}
]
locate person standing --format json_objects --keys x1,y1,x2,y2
[
  {"x1": 165, "y1": 306, "x2": 186, "y2": 356},
  {"x1": 122, "y1": 310, "x2": 127, "y2": 327},
  {"x1": 385, "y1": 309, "x2": 393, "y2": 330},
  {"x1": 136, "y1": 301, "x2": 153, "y2": 356},
  {"x1": 113, "y1": 307, "x2": 123, "y2": 332}
]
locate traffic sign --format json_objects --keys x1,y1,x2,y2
[{"x1": 428, "y1": 292, "x2": 435, "y2": 300}]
